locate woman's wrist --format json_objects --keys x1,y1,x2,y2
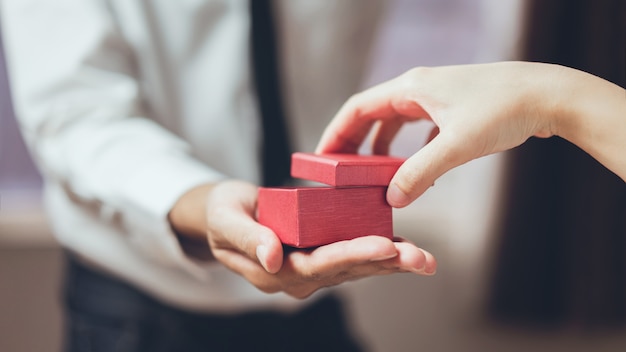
[{"x1": 546, "y1": 65, "x2": 626, "y2": 180}]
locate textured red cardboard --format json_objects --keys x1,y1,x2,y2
[
  {"x1": 291, "y1": 152, "x2": 405, "y2": 186},
  {"x1": 257, "y1": 186, "x2": 392, "y2": 248}
]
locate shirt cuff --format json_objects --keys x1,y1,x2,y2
[{"x1": 116, "y1": 151, "x2": 227, "y2": 280}]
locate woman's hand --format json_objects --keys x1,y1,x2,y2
[{"x1": 316, "y1": 62, "x2": 626, "y2": 207}]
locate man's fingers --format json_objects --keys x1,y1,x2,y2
[
  {"x1": 392, "y1": 242, "x2": 437, "y2": 275},
  {"x1": 284, "y1": 236, "x2": 437, "y2": 280},
  {"x1": 280, "y1": 236, "x2": 436, "y2": 292},
  {"x1": 208, "y1": 205, "x2": 284, "y2": 274},
  {"x1": 205, "y1": 181, "x2": 284, "y2": 273},
  {"x1": 287, "y1": 235, "x2": 399, "y2": 276},
  {"x1": 223, "y1": 236, "x2": 437, "y2": 299}
]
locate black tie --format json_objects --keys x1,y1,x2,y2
[{"x1": 250, "y1": 0, "x2": 292, "y2": 187}]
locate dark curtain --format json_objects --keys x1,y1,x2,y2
[{"x1": 487, "y1": 0, "x2": 626, "y2": 328}]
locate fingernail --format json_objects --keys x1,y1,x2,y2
[
  {"x1": 371, "y1": 252, "x2": 398, "y2": 262},
  {"x1": 411, "y1": 266, "x2": 436, "y2": 276},
  {"x1": 256, "y1": 245, "x2": 270, "y2": 272},
  {"x1": 387, "y1": 183, "x2": 410, "y2": 207},
  {"x1": 410, "y1": 267, "x2": 425, "y2": 275},
  {"x1": 425, "y1": 267, "x2": 437, "y2": 275}
]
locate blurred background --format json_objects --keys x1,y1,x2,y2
[{"x1": 1, "y1": 0, "x2": 625, "y2": 351}]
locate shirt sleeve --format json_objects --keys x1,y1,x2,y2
[{"x1": 1, "y1": 0, "x2": 225, "y2": 275}]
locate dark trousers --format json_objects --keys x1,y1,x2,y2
[{"x1": 63, "y1": 256, "x2": 363, "y2": 352}]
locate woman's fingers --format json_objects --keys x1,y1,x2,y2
[
  {"x1": 372, "y1": 119, "x2": 406, "y2": 155},
  {"x1": 316, "y1": 73, "x2": 426, "y2": 154},
  {"x1": 387, "y1": 131, "x2": 468, "y2": 207}
]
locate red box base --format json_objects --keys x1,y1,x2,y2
[{"x1": 257, "y1": 186, "x2": 392, "y2": 248}]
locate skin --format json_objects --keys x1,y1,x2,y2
[
  {"x1": 315, "y1": 61, "x2": 626, "y2": 207},
  {"x1": 168, "y1": 180, "x2": 437, "y2": 300},
  {"x1": 168, "y1": 61, "x2": 625, "y2": 299}
]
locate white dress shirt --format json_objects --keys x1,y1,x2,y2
[{"x1": 1, "y1": 0, "x2": 383, "y2": 312}]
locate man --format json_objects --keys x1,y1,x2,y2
[{"x1": 1, "y1": 1, "x2": 435, "y2": 350}]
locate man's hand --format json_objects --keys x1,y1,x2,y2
[{"x1": 170, "y1": 180, "x2": 436, "y2": 299}]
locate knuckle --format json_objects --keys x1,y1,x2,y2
[
  {"x1": 344, "y1": 94, "x2": 366, "y2": 120},
  {"x1": 299, "y1": 267, "x2": 322, "y2": 282},
  {"x1": 335, "y1": 270, "x2": 350, "y2": 282},
  {"x1": 286, "y1": 286, "x2": 316, "y2": 300},
  {"x1": 395, "y1": 170, "x2": 421, "y2": 194},
  {"x1": 402, "y1": 66, "x2": 432, "y2": 92},
  {"x1": 254, "y1": 281, "x2": 281, "y2": 295},
  {"x1": 404, "y1": 66, "x2": 431, "y2": 81},
  {"x1": 346, "y1": 92, "x2": 363, "y2": 107},
  {"x1": 306, "y1": 271, "x2": 322, "y2": 282},
  {"x1": 206, "y1": 203, "x2": 229, "y2": 224}
]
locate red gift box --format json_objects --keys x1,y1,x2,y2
[{"x1": 257, "y1": 186, "x2": 392, "y2": 248}]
